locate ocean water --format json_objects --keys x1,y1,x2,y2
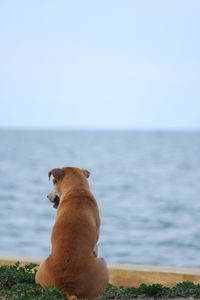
[{"x1": 1, "y1": 129, "x2": 200, "y2": 268}]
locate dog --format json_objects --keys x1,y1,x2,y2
[{"x1": 35, "y1": 167, "x2": 109, "y2": 300}]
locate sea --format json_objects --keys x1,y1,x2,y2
[{"x1": 1, "y1": 129, "x2": 200, "y2": 268}]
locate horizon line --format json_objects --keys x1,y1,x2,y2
[{"x1": 0, "y1": 126, "x2": 200, "y2": 132}]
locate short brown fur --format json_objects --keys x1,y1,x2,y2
[{"x1": 35, "y1": 167, "x2": 108, "y2": 300}]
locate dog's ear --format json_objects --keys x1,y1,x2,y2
[
  {"x1": 82, "y1": 169, "x2": 90, "y2": 178},
  {"x1": 48, "y1": 168, "x2": 64, "y2": 181}
]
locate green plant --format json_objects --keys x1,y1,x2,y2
[
  {"x1": 1, "y1": 262, "x2": 200, "y2": 299},
  {"x1": 0, "y1": 262, "x2": 66, "y2": 300}
]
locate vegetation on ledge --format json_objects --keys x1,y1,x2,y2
[{"x1": 1, "y1": 262, "x2": 200, "y2": 299}]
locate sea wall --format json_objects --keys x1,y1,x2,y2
[{"x1": 1, "y1": 256, "x2": 200, "y2": 287}]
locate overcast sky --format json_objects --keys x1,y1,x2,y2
[{"x1": 0, "y1": 1, "x2": 200, "y2": 130}]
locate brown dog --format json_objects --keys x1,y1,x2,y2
[{"x1": 35, "y1": 167, "x2": 109, "y2": 300}]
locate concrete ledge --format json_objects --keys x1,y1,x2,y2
[
  {"x1": 0, "y1": 256, "x2": 41, "y2": 266},
  {"x1": 108, "y1": 263, "x2": 200, "y2": 287},
  {"x1": 1, "y1": 257, "x2": 200, "y2": 287}
]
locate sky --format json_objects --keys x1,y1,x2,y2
[{"x1": 0, "y1": 0, "x2": 200, "y2": 130}]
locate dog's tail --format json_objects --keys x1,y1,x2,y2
[{"x1": 67, "y1": 296, "x2": 77, "y2": 300}]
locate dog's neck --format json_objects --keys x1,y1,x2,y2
[{"x1": 59, "y1": 176, "x2": 90, "y2": 202}]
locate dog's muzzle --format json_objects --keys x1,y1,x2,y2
[{"x1": 47, "y1": 188, "x2": 60, "y2": 209}]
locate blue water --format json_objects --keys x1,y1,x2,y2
[{"x1": 1, "y1": 129, "x2": 200, "y2": 268}]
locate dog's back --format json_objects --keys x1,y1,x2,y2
[{"x1": 52, "y1": 190, "x2": 100, "y2": 262}]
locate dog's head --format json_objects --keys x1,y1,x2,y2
[{"x1": 47, "y1": 167, "x2": 90, "y2": 209}]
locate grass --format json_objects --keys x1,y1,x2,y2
[{"x1": 1, "y1": 262, "x2": 200, "y2": 299}]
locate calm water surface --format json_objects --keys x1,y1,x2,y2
[{"x1": 1, "y1": 129, "x2": 200, "y2": 268}]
